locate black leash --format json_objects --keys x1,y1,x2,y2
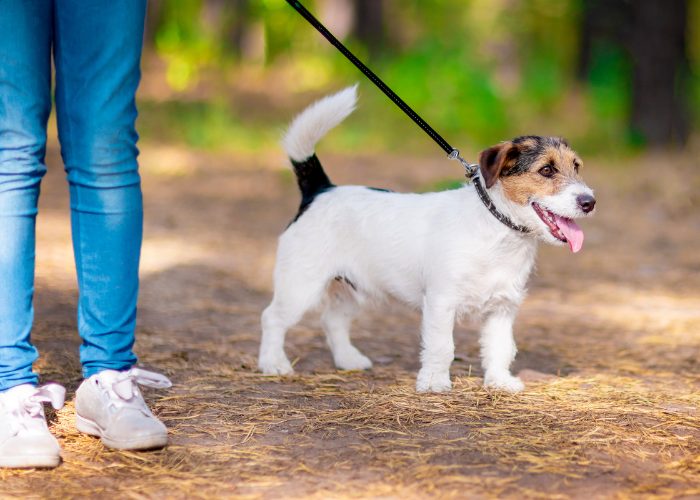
[{"x1": 285, "y1": 0, "x2": 529, "y2": 235}]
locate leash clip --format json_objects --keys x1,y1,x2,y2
[{"x1": 448, "y1": 149, "x2": 478, "y2": 180}]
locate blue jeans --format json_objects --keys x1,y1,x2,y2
[{"x1": 0, "y1": 0, "x2": 147, "y2": 391}]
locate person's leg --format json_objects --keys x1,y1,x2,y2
[
  {"x1": 0, "y1": 0, "x2": 53, "y2": 392},
  {"x1": 53, "y1": 0, "x2": 147, "y2": 378},
  {"x1": 0, "y1": 0, "x2": 65, "y2": 469},
  {"x1": 54, "y1": 1, "x2": 171, "y2": 452}
]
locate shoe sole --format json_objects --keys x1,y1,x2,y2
[
  {"x1": 0, "y1": 455, "x2": 60, "y2": 469},
  {"x1": 76, "y1": 414, "x2": 168, "y2": 451}
]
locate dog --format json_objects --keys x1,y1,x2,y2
[{"x1": 258, "y1": 86, "x2": 595, "y2": 393}]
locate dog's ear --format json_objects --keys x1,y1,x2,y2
[{"x1": 478, "y1": 142, "x2": 519, "y2": 189}]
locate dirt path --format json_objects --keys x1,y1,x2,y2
[{"x1": 1, "y1": 141, "x2": 699, "y2": 499}]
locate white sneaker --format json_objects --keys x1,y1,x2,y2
[
  {"x1": 75, "y1": 368, "x2": 172, "y2": 450},
  {"x1": 0, "y1": 383, "x2": 65, "y2": 468}
]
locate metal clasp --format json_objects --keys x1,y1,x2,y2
[{"x1": 448, "y1": 149, "x2": 478, "y2": 180}]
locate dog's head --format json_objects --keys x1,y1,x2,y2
[{"x1": 478, "y1": 136, "x2": 595, "y2": 252}]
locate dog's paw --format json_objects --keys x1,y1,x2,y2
[
  {"x1": 416, "y1": 370, "x2": 452, "y2": 393},
  {"x1": 483, "y1": 373, "x2": 525, "y2": 393},
  {"x1": 258, "y1": 355, "x2": 294, "y2": 376},
  {"x1": 334, "y1": 348, "x2": 373, "y2": 371}
]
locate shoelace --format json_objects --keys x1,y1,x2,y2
[
  {"x1": 109, "y1": 368, "x2": 172, "y2": 402},
  {"x1": 9, "y1": 384, "x2": 65, "y2": 433}
]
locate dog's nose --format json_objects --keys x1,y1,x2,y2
[{"x1": 576, "y1": 194, "x2": 596, "y2": 213}]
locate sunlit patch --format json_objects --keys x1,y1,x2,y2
[
  {"x1": 524, "y1": 282, "x2": 700, "y2": 373},
  {"x1": 140, "y1": 145, "x2": 199, "y2": 177},
  {"x1": 140, "y1": 237, "x2": 211, "y2": 275}
]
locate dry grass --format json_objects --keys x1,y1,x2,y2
[
  {"x1": 2, "y1": 366, "x2": 698, "y2": 499},
  {"x1": 1, "y1": 145, "x2": 699, "y2": 499}
]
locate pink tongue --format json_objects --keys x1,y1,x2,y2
[{"x1": 554, "y1": 215, "x2": 584, "y2": 253}]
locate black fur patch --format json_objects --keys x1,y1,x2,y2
[
  {"x1": 334, "y1": 275, "x2": 357, "y2": 291},
  {"x1": 290, "y1": 154, "x2": 335, "y2": 223},
  {"x1": 502, "y1": 136, "x2": 569, "y2": 177}
]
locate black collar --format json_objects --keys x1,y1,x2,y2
[{"x1": 472, "y1": 175, "x2": 530, "y2": 234}]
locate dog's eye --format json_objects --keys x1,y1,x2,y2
[
  {"x1": 538, "y1": 164, "x2": 557, "y2": 178},
  {"x1": 573, "y1": 160, "x2": 580, "y2": 173}
]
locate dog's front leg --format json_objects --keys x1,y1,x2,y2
[
  {"x1": 416, "y1": 295, "x2": 456, "y2": 393},
  {"x1": 479, "y1": 310, "x2": 525, "y2": 393}
]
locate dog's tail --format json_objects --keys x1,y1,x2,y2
[{"x1": 282, "y1": 85, "x2": 358, "y2": 200}]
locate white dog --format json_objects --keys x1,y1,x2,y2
[{"x1": 258, "y1": 86, "x2": 595, "y2": 393}]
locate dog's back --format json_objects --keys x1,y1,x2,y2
[{"x1": 279, "y1": 87, "x2": 461, "y2": 302}]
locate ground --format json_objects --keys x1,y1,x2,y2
[{"x1": 1, "y1": 138, "x2": 699, "y2": 499}]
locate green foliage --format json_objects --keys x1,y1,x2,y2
[
  {"x1": 155, "y1": 0, "x2": 219, "y2": 90},
  {"x1": 143, "y1": 0, "x2": 699, "y2": 157},
  {"x1": 254, "y1": 0, "x2": 300, "y2": 63},
  {"x1": 584, "y1": 42, "x2": 636, "y2": 149},
  {"x1": 138, "y1": 100, "x2": 280, "y2": 152},
  {"x1": 689, "y1": 0, "x2": 700, "y2": 127},
  {"x1": 422, "y1": 179, "x2": 466, "y2": 193},
  {"x1": 376, "y1": 40, "x2": 508, "y2": 146},
  {"x1": 587, "y1": 43, "x2": 631, "y2": 120},
  {"x1": 507, "y1": 0, "x2": 579, "y2": 112}
]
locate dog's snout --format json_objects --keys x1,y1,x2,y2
[{"x1": 576, "y1": 194, "x2": 596, "y2": 213}]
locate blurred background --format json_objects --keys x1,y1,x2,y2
[
  {"x1": 135, "y1": 0, "x2": 700, "y2": 160},
  {"x1": 18, "y1": 4, "x2": 698, "y2": 495}
]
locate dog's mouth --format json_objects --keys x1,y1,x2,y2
[{"x1": 531, "y1": 202, "x2": 584, "y2": 253}]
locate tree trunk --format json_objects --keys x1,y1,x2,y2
[
  {"x1": 577, "y1": 0, "x2": 689, "y2": 147},
  {"x1": 576, "y1": 0, "x2": 632, "y2": 81},
  {"x1": 144, "y1": 0, "x2": 163, "y2": 50},
  {"x1": 222, "y1": 0, "x2": 250, "y2": 59},
  {"x1": 353, "y1": 0, "x2": 384, "y2": 57},
  {"x1": 628, "y1": 0, "x2": 690, "y2": 146}
]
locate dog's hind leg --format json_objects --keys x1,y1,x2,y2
[
  {"x1": 258, "y1": 275, "x2": 327, "y2": 375},
  {"x1": 416, "y1": 294, "x2": 456, "y2": 393},
  {"x1": 321, "y1": 290, "x2": 372, "y2": 371}
]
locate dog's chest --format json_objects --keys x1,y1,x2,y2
[{"x1": 456, "y1": 242, "x2": 537, "y2": 315}]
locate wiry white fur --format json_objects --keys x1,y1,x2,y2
[
  {"x1": 259, "y1": 89, "x2": 594, "y2": 393},
  {"x1": 282, "y1": 84, "x2": 358, "y2": 161}
]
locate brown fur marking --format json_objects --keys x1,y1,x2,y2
[{"x1": 496, "y1": 139, "x2": 583, "y2": 206}]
